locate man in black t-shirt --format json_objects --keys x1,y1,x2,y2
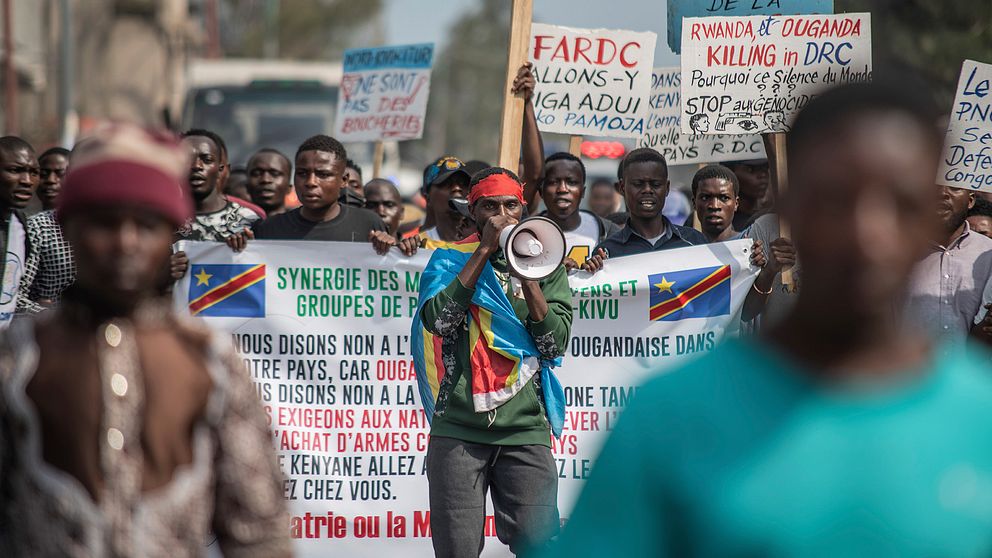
[{"x1": 228, "y1": 135, "x2": 387, "y2": 250}]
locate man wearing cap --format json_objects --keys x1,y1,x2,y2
[
  {"x1": 412, "y1": 167, "x2": 572, "y2": 557},
  {"x1": 0, "y1": 123, "x2": 290, "y2": 557},
  {"x1": 417, "y1": 155, "x2": 473, "y2": 247}
]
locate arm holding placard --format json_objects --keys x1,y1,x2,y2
[
  {"x1": 741, "y1": 238, "x2": 796, "y2": 322},
  {"x1": 516, "y1": 63, "x2": 545, "y2": 212}
]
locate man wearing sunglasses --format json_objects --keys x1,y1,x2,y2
[{"x1": 418, "y1": 155, "x2": 473, "y2": 246}]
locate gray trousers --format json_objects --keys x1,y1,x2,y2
[{"x1": 426, "y1": 436, "x2": 560, "y2": 558}]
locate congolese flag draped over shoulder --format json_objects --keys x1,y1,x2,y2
[
  {"x1": 411, "y1": 237, "x2": 566, "y2": 438},
  {"x1": 188, "y1": 263, "x2": 266, "y2": 317}
]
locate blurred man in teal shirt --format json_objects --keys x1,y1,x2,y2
[{"x1": 550, "y1": 80, "x2": 992, "y2": 557}]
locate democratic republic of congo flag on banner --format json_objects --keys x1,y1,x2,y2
[
  {"x1": 411, "y1": 235, "x2": 567, "y2": 438},
  {"x1": 649, "y1": 265, "x2": 732, "y2": 322},
  {"x1": 188, "y1": 263, "x2": 266, "y2": 317}
]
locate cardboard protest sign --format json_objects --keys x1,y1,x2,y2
[
  {"x1": 639, "y1": 67, "x2": 765, "y2": 165},
  {"x1": 530, "y1": 23, "x2": 656, "y2": 138},
  {"x1": 680, "y1": 13, "x2": 871, "y2": 135},
  {"x1": 938, "y1": 60, "x2": 992, "y2": 193},
  {"x1": 334, "y1": 43, "x2": 434, "y2": 142},
  {"x1": 667, "y1": 0, "x2": 834, "y2": 54}
]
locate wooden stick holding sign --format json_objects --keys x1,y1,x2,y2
[
  {"x1": 766, "y1": 133, "x2": 795, "y2": 290},
  {"x1": 568, "y1": 135, "x2": 583, "y2": 157},
  {"x1": 372, "y1": 140, "x2": 384, "y2": 179},
  {"x1": 496, "y1": 0, "x2": 533, "y2": 169}
]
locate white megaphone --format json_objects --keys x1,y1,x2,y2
[{"x1": 498, "y1": 216, "x2": 567, "y2": 281}]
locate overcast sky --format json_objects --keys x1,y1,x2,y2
[{"x1": 384, "y1": 0, "x2": 680, "y2": 67}]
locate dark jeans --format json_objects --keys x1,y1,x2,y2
[{"x1": 426, "y1": 436, "x2": 560, "y2": 558}]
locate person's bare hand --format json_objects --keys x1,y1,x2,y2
[
  {"x1": 563, "y1": 257, "x2": 579, "y2": 272},
  {"x1": 581, "y1": 248, "x2": 609, "y2": 274},
  {"x1": 369, "y1": 230, "x2": 397, "y2": 256},
  {"x1": 511, "y1": 62, "x2": 536, "y2": 101},
  {"x1": 397, "y1": 236, "x2": 420, "y2": 257},
  {"x1": 767, "y1": 237, "x2": 796, "y2": 273},
  {"x1": 750, "y1": 240, "x2": 767, "y2": 269},
  {"x1": 976, "y1": 304, "x2": 992, "y2": 337},
  {"x1": 969, "y1": 303, "x2": 992, "y2": 346},
  {"x1": 480, "y1": 215, "x2": 518, "y2": 254},
  {"x1": 170, "y1": 250, "x2": 189, "y2": 280},
  {"x1": 226, "y1": 229, "x2": 254, "y2": 253}
]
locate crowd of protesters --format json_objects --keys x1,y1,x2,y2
[{"x1": 1, "y1": 56, "x2": 992, "y2": 558}]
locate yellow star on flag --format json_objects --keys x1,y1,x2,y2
[
  {"x1": 654, "y1": 276, "x2": 675, "y2": 294},
  {"x1": 194, "y1": 269, "x2": 212, "y2": 287}
]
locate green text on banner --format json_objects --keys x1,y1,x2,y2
[{"x1": 173, "y1": 239, "x2": 758, "y2": 557}]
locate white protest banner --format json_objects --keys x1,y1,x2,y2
[
  {"x1": 530, "y1": 23, "x2": 656, "y2": 138},
  {"x1": 174, "y1": 239, "x2": 757, "y2": 557},
  {"x1": 639, "y1": 66, "x2": 765, "y2": 165},
  {"x1": 680, "y1": 13, "x2": 871, "y2": 135},
  {"x1": 938, "y1": 60, "x2": 992, "y2": 193},
  {"x1": 334, "y1": 43, "x2": 434, "y2": 142}
]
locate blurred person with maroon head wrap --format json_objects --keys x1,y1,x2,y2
[{"x1": 0, "y1": 123, "x2": 290, "y2": 558}]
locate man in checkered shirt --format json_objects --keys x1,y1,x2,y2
[{"x1": 16, "y1": 147, "x2": 74, "y2": 314}]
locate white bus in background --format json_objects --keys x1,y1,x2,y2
[{"x1": 181, "y1": 58, "x2": 409, "y2": 192}]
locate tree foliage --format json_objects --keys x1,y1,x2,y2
[
  {"x1": 405, "y1": 0, "x2": 511, "y2": 164},
  {"x1": 219, "y1": 0, "x2": 384, "y2": 60},
  {"x1": 837, "y1": 0, "x2": 992, "y2": 107}
]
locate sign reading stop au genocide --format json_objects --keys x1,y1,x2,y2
[
  {"x1": 529, "y1": 23, "x2": 656, "y2": 138},
  {"x1": 938, "y1": 60, "x2": 992, "y2": 193},
  {"x1": 680, "y1": 13, "x2": 871, "y2": 135},
  {"x1": 639, "y1": 67, "x2": 765, "y2": 165},
  {"x1": 174, "y1": 240, "x2": 757, "y2": 557},
  {"x1": 334, "y1": 43, "x2": 434, "y2": 142}
]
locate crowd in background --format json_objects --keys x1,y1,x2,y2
[{"x1": 3, "y1": 55, "x2": 992, "y2": 556}]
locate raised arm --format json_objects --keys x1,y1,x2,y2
[{"x1": 515, "y1": 63, "x2": 545, "y2": 211}]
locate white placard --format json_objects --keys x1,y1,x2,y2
[
  {"x1": 334, "y1": 43, "x2": 434, "y2": 142},
  {"x1": 639, "y1": 67, "x2": 765, "y2": 165},
  {"x1": 530, "y1": 23, "x2": 656, "y2": 138},
  {"x1": 938, "y1": 60, "x2": 992, "y2": 193},
  {"x1": 680, "y1": 13, "x2": 871, "y2": 134}
]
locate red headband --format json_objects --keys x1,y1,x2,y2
[{"x1": 467, "y1": 173, "x2": 525, "y2": 205}]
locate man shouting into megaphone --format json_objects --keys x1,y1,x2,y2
[{"x1": 411, "y1": 167, "x2": 574, "y2": 558}]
